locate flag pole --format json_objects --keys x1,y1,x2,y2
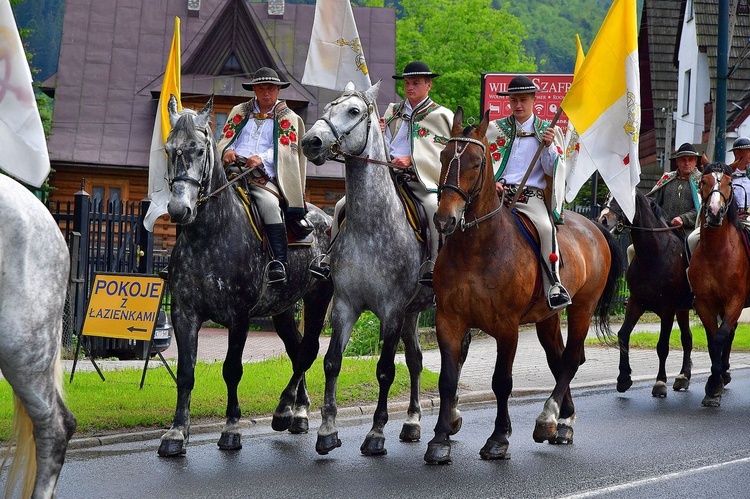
[{"x1": 507, "y1": 106, "x2": 565, "y2": 212}]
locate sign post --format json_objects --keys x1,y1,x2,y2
[{"x1": 71, "y1": 273, "x2": 175, "y2": 387}]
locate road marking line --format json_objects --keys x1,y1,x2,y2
[{"x1": 559, "y1": 455, "x2": 750, "y2": 498}]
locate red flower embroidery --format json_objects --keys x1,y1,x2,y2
[
  {"x1": 498, "y1": 138, "x2": 506, "y2": 147},
  {"x1": 280, "y1": 119, "x2": 291, "y2": 130},
  {"x1": 556, "y1": 146, "x2": 564, "y2": 155},
  {"x1": 280, "y1": 135, "x2": 290, "y2": 146},
  {"x1": 289, "y1": 132, "x2": 297, "y2": 142},
  {"x1": 418, "y1": 128, "x2": 427, "y2": 137},
  {"x1": 223, "y1": 124, "x2": 230, "y2": 133},
  {"x1": 489, "y1": 143, "x2": 498, "y2": 152},
  {"x1": 492, "y1": 152, "x2": 501, "y2": 161},
  {"x1": 575, "y1": 143, "x2": 580, "y2": 152},
  {"x1": 225, "y1": 130, "x2": 234, "y2": 139},
  {"x1": 232, "y1": 115, "x2": 242, "y2": 124}
]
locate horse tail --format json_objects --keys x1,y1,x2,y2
[
  {"x1": 592, "y1": 221, "x2": 625, "y2": 342},
  {"x1": 2, "y1": 357, "x2": 65, "y2": 499},
  {"x1": 3, "y1": 395, "x2": 37, "y2": 499}
]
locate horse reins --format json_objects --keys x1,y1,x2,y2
[
  {"x1": 700, "y1": 168, "x2": 733, "y2": 228},
  {"x1": 603, "y1": 200, "x2": 682, "y2": 234},
  {"x1": 438, "y1": 136, "x2": 502, "y2": 231}
]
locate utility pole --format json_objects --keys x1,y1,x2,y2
[
  {"x1": 715, "y1": 0, "x2": 730, "y2": 162},
  {"x1": 664, "y1": 106, "x2": 673, "y2": 172}
]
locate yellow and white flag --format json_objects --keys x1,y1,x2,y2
[
  {"x1": 0, "y1": 1, "x2": 50, "y2": 187},
  {"x1": 562, "y1": 0, "x2": 640, "y2": 220},
  {"x1": 144, "y1": 17, "x2": 182, "y2": 232},
  {"x1": 301, "y1": 0, "x2": 371, "y2": 91}
]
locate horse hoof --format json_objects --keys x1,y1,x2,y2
[
  {"x1": 449, "y1": 416, "x2": 463, "y2": 436},
  {"x1": 360, "y1": 436, "x2": 387, "y2": 456},
  {"x1": 479, "y1": 439, "x2": 510, "y2": 460},
  {"x1": 551, "y1": 424, "x2": 574, "y2": 445},
  {"x1": 616, "y1": 378, "x2": 633, "y2": 393},
  {"x1": 217, "y1": 432, "x2": 242, "y2": 450},
  {"x1": 157, "y1": 439, "x2": 186, "y2": 457},
  {"x1": 652, "y1": 381, "x2": 668, "y2": 398},
  {"x1": 289, "y1": 416, "x2": 309, "y2": 435},
  {"x1": 399, "y1": 422, "x2": 421, "y2": 442},
  {"x1": 424, "y1": 442, "x2": 452, "y2": 465},
  {"x1": 271, "y1": 413, "x2": 292, "y2": 432},
  {"x1": 533, "y1": 422, "x2": 557, "y2": 443},
  {"x1": 673, "y1": 374, "x2": 690, "y2": 392},
  {"x1": 316, "y1": 432, "x2": 342, "y2": 455},
  {"x1": 702, "y1": 395, "x2": 722, "y2": 407},
  {"x1": 722, "y1": 371, "x2": 732, "y2": 386}
]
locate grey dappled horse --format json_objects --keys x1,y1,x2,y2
[
  {"x1": 157, "y1": 97, "x2": 333, "y2": 457},
  {"x1": 301, "y1": 81, "x2": 440, "y2": 456},
  {"x1": 0, "y1": 175, "x2": 76, "y2": 498}
]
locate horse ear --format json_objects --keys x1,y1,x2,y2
[
  {"x1": 168, "y1": 95, "x2": 180, "y2": 127},
  {"x1": 364, "y1": 79, "x2": 381, "y2": 104},
  {"x1": 196, "y1": 95, "x2": 214, "y2": 129},
  {"x1": 451, "y1": 106, "x2": 464, "y2": 135},
  {"x1": 475, "y1": 109, "x2": 491, "y2": 138},
  {"x1": 345, "y1": 81, "x2": 356, "y2": 92}
]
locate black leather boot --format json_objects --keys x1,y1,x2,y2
[{"x1": 265, "y1": 224, "x2": 288, "y2": 285}]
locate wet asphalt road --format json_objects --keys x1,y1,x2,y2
[{"x1": 43, "y1": 369, "x2": 750, "y2": 499}]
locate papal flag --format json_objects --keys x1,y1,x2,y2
[
  {"x1": 0, "y1": 1, "x2": 50, "y2": 187},
  {"x1": 562, "y1": 0, "x2": 641, "y2": 221},
  {"x1": 301, "y1": 0, "x2": 371, "y2": 91},
  {"x1": 561, "y1": 34, "x2": 585, "y2": 207},
  {"x1": 144, "y1": 17, "x2": 182, "y2": 232}
]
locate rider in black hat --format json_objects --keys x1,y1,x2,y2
[
  {"x1": 217, "y1": 67, "x2": 309, "y2": 286},
  {"x1": 486, "y1": 75, "x2": 571, "y2": 310},
  {"x1": 310, "y1": 61, "x2": 453, "y2": 286},
  {"x1": 730, "y1": 137, "x2": 750, "y2": 215}
]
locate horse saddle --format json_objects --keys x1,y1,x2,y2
[
  {"x1": 392, "y1": 174, "x2": 428, "y2": 246},
  {"x1": 233, "y1": 186, "x2": 314, "y2": 247}
]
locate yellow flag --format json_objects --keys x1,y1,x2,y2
[
  {"x1": 145, "y1": 17, "x2": 182, "y2": 232},
  {"x1": 562, "y1": 0, "x2": 640, "y2": 220}
]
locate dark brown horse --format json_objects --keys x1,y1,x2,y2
[
  {"x1": 598, "y1": 190, "x2": 693, "y2": 397},
  {"x1": 424, "y1": 108, "x2": 623, "y2": 464},
  {"x1": 688, "y1": 163, "x2": 748, "y2": 407}
]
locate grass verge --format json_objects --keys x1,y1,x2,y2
[
  {"x1": 586, "y1": 323, "x2": 750, "y2": 351},
  {"x1": 0, "y1": 356, "x2": 439, "y2": 441}
]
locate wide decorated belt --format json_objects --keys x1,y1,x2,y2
[{"x1": 503, "y1": 184, "x2": 544, "y2": 205}]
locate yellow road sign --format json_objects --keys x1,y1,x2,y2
[{"x1": 83, "y1": 273, "x2": 165, "y2": 341}]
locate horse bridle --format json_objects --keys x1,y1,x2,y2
[
  {"x1": 700, "y1": 169, "x2": 733, "y2": 228},
  {"x1": 320, "y1": 91, "x2": 374, "y2": 159},
  {"x1": 437, "y1": 136, "x2": 502, "y2": 231},
  {"x1": 601, "y1": 195, "x2": 681, "y2": 234},
  {"x1": 166, "y1": 124, "x2": 216, "y2": 206}
]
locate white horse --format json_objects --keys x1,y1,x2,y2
[
  {"x1": 301, "y1": 81, "x2": 443, "y2": 456},
  {"x1": 0, "y1": 174, "x2": 76, "y2": 498}
]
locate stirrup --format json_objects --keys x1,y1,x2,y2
[
  {"x1": 547, "y1": 284, "x2": 572, "y2": 311},
  {"x1": 418, "y1": 260, "x2": 435, "y2": 287},
  {"x1": 266, "y1": 260, "x2": 287, "y2": 285},
  {"x1": 308, "y1": 254, "x2": 331, "y2": 281}
]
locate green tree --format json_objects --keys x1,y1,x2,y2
[{"x1": 395, "y1": 0, "x2": 535, "y2": 119}]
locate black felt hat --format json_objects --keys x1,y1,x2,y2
[
  {"x1": 242, "y1": 67, "x2": 290, "y2": 90},
  {"x1": 730, "y1": 137, "x2": 750, "y2": 152},
  {"x1": 496, "y1": 75, "x2": 541, "y2": 96},
  {"x1": 670, "y1": 142, "x2": 701, "y2": 159},
  {"x1": 393, "y1": 61, "x2": 440, "y2": 79}
]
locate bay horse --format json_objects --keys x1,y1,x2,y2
[
  {"x1": 0, "y1": 174, "x2": 77, "y2": 498},
  {"x1": 598, "y1": 190, "x2": 693, "y2": 396},
  {"x1": 424, "y1": 108, "x2": 623, "y2": 464},
  {"x1": 301, "y1": 81, "x2": 439, "y2": 456},
  {"x1": 157, "y1": 97, "x2": 333, "y2": 456},
  {"x1": 688, "y1": 162, "x2": 747, "y2": 407}
]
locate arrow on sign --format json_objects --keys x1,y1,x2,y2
[{"x1": 127, "y1": 326, "x2": 148, "y2": 333}]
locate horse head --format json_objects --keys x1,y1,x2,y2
[
  {"x1": 597, "y1": 193, "x2": 624, "y2": 233},
  {"x1": 700, "y1": 162, "x2": 734, "y2": 228},
  {"x1": 434, "y1": 107, "x2": 491, "y2": 236},
  {"x1": 301, "y1": 80, "x2": 381, "y2": 165},
  {"x1": 164, "y1": 96, "x2": 218, "y2": 225}
]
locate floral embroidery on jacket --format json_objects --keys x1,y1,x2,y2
[
  {"x1": 413, "y1": 123, "x2": 430, "y2": 139},
  {"x1": 278, "y1": 119, "x2": 297, "y2": 147},
  {"x1": 222, "y1": 113, "x2": 244, "y2": 140}
]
